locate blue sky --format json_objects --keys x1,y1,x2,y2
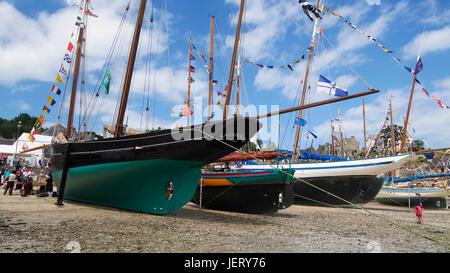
[{"x1": 1, "y1": 0, "x2": 449, "y2": 151}]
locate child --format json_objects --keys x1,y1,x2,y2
[{"x1": 414, "y1": 193, "x2": 424, "y2": 224}]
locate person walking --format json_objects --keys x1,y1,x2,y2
[
  {"x1": 414, "y1": 193, "x2": 424, "y2": 224},
  {"x1": 4, "y1": 169, "x2": 17, "y2": 196}
]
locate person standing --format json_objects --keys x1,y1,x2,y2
[
  {"x1": 414, "y1": 193, "x2": 424, "y2": 224},
  {"x1": 4, "y1": 170, "x2": 17, "y2": 196},
  {"x1": 22, "y1": 177, "x2": 33, "y2": 197},
  {"x1": 45, "y1": 173, "x2": 54, "y2": 197}
]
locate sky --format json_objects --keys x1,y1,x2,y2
[{"x1": 0, "y1": 0, "x2": 449, "y2": 152}]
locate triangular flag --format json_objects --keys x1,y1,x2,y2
[
  {"x1": 56, "y1": 74, "x2": 64, "y2": 84},
  {"x1": 414, "y1": 57, "x2": 423, "y2": 75}
]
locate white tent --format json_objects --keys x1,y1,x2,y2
[{"x1": 0, "y1": 133, "x2": 52, "y2": 167}]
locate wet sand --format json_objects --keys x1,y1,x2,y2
[{"x1": 0, "y1": 191, "x2": 448, "y2": 253}]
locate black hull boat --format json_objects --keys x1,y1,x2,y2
[
  {"x1": 292, "y1": 175, "x2": 384, "y2": 206},
  {"x1": 51, "y1": 117, "x2": 261, "y2": 215},
  {"x1": 191, "y1": 169, "x2": 295, "y2": 214}
]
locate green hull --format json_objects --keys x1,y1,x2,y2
[{"x1": 53, "y1": 159, "x2": 203, "y2": 215}]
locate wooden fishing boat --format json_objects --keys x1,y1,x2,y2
[
  {"x1": 191, "y1": 168, "x2": 295, "y2": 214},
  {"x1": 241, "y1": 154, "x2": 414, "y2": 205},
  {"x1": 50, "y1": 0, "x2": 261, "y2": 215},
  {"x1": 375, "y1": 186, "x2": 449, "y2": 208}
]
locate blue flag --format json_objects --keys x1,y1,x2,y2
[
  {"x1": 316, "y1": 75, "x2": 348, "y2": 97},
  {"x1": 414, "y1": 57, "x2": 423, "y2": 75},
  {"x1": 308, "y1": 131, "x2": 318, "y2": 139},
  {"x1": 295, "y1": 117, "x2": 307, "y2": 126}
]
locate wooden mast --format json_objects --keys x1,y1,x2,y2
[
  {"x1": 207, "y1": 16, "x2": 215, "y2": 121},
  {"x1": 65, "y1": 0, "x2": 88, "y2": 138},
  {"x1": 114, "y1": 0, "x2": 147, "y2": 137},
  {"x1": 338, "y1": 107, "x2": 345, "y2": 157},
  {"x1": 399, "y1": 72, "x2": 417, "y2": 153},
  {"x1": 362, "y1": 97, "x2": 367, "y2": 155},
  {"x1": 389, "y1": 97, "x2": 396, "y2": 155},
  {"x1": 223, "y1": 0, "x2": 245, "y2": 119},
  {"x1": 236, "y1": 40, "x2": 242, "y2": 116},
  {"x1": 330, "y1": 116, "x2": 335, "y2": 157},
  {"x1": 292, "y1": 0, "x2": 321, "y2": 157},
  {"x1": 252, "y1": 89, "x2": 379, "y2": 120},
  {"x1": 187, "y1": 36, "x2": 192, "y2": 126}
]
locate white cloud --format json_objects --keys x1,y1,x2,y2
[
  {"x1": 402, "y1": 25, "x2": 450, "y2": 59},
  {"x1": 0, "y1": 1, "x2": 169, "y2": 85}
]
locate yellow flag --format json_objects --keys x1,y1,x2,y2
[
  {"x1": 217, "y1": 100, "x2": 224, "y2": 105},
  {"x1": 56, "y1": 74, "x2": 64, "y2": 84}
]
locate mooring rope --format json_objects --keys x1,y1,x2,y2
[{"x1": 194, "y1": 128, "x2": 449, "y2": 250}]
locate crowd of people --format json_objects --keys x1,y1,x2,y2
[{"x1": 1, "y1": 165, "x2": 54, "y2": 198}]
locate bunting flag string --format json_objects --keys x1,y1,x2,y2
[
  {"x1": 27, "y1": 8, "x2": 88, "y2": 141},
  {"x1": 324, "y1": 5, "x2": 449, "y2": 110},
  {"x1": 241, "y1": 55, "x2": 305, "y2": 71},
  {"x1": 191, "y1": 43, "x2": 210, "y2": 73}
]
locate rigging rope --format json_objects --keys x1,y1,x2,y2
[{"x1": 193, "y1": 127, "x2": 449, "y2": 250}]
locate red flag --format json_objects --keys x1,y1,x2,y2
[
  {"x1": 67, "y1": 42, "x2": 74, "y2": 52},
  {"x1": 86, "y1": 9, "x2": 98, "y2": 17}
]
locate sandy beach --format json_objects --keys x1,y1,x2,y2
[{"x1": 0, "y1": 191, "x2": 448, "y2": 253}]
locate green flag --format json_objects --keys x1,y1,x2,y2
[{"x1": 101, "y1": 68, "x2": 111, "y2": 95}]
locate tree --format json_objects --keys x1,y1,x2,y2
[
  {"x1": 412, "y1": 139, "x2": 425, "y2": 152},
  {"x1": 0, "y1": 113, "x2": 38, "y2": 139}
]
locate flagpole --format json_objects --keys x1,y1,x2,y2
[
  {"x1": 400, "y1": 55, "x2": 420, "y2": 153},
  {"x1": 292, "y1": 0, "x2": 321, "y2": 158}
]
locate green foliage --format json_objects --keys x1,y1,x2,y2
[
  {"x1": 0, "y1": 113, "x2": 38, "y2": 139},
  {"x1": 412, "y1": 139, "x2": 425, "y2": 152},
  {"x1": 380, "y1": 124, "x2": 403, "y2": 142}
]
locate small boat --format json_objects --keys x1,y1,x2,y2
[
  {"x1": 191, "y1": 168, "x2": 295, "y2": 214},
  {"x1": 375, "y1": 186, "x2": 450, "y2": 208}
]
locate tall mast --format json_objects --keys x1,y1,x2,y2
[
  {"x1": 362, "y1": 97, "x2": 367, "y2": 155},
  {"x1": 236, "y1": 40, "x2": 242, "y2": 116},
  {"x1": 389, "y1": 98, "x2": 396, "y2": 155},
  {"x1": 399, "y1": 70, "x2": 417, "y2": 153},
  {"x1": 207, "y1": 16, "x2": 215, "y2": 121},
  {"x1": 187, "y1": 36, "x2": 192, "y2": 126},
  {"x1": 114, "y1": 0, "x2": 147, "y2": 137},
  {"x1": 66, "y1": 0, "x2": 88, "y2": 138},
  {"x1": 223, "y1": 0, "x2": 245, "y2": 119},
  {"x1": 400, "y1": 52, "x2": 422, "y2": 153},
  {"x1": 330, "y1": 115, "x2": 335, "y2": 157},
  {"x1": 338, "y1": 107, "x2": 345, "y2": 157},
  {"x1": 292, "y1": 0, "x2": 321, "y2": 157}
]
